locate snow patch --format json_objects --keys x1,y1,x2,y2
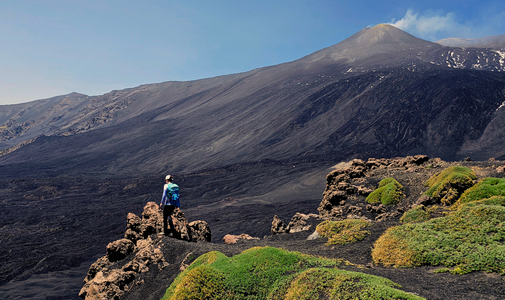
[
  {"x1": 493, "y1": 50, "x2": 505, "y2": 67},
  {"x1": 498, "y1": 100, "x2": 505, "y2": 111}
]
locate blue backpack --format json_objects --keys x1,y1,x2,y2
[{"x1": 166, "y1": 183, "x2": 180, "y2": 207}]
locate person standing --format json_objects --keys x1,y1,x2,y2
[{"x1": 159, "y1": 175, "x2": 180, "y2": 237}]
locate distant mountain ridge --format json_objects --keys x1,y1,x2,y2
[
  {"x1": 1, "y1": 24, "x2": 505, "y2": 178},
  {"x1": 437, "y1": 34, "x2": 505, "y2": 49}
]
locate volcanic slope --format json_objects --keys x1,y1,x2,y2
[{"x1": 1, "y1": 24, "x2": 505, "y2": 178}]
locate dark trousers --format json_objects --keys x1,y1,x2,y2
[{"x1": 162, "y1": 205, "x2": 178, "y2": 237}]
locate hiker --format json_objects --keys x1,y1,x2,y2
[{"x1": 159, "y1": 175, "x2": 180, "y2": 237}]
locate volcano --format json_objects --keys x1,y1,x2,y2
[
  {"x1": 1, "y1": 24, "x2": 505, "y2": 177},
  {"x1": 1, "y1": 24, "x2": 505, "y2": 300}
]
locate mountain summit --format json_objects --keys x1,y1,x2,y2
[
  {"x1": 0, "y1": 26, "x2": 504, "y2": 177},
  {"x1": 300, "y1": 24, "x2": 437, "y2": 66}
]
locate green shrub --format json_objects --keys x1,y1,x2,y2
[
  {"x1": 454, "y1": 177, "x2": 505, "y2": 208},
  {"x1": 400, "y1": 205, "x2": 445, "y2": 223},
  {"x1": 400, "y1": 206, "x2": 431, "y2": 223},
  {"x1": 366, "y1": 178, "x2": 404, "y2": 205},
  {"x1": 268, "y1": 267, "x2": 425, "y2": 300},
  {"x1": 424, "y1": 166, "x2": 476, "y2": 205},
  {"x1": 163, "y1": 247, "x2": 425, "y2": 300},
  {"x1": 316, "y1": 219, "x2": 370, "y2": 245},
  {"x1": 372, "y1": 203, "x2": 505, "y2": 274},
  {"x1": 169, "y1": 265, "x2": 229, "y2": 299}
]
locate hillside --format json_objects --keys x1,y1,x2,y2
[
  {"x1": 1, "y1": 24, "x2": 505, "y2": 178},
  {"x1": 77, "y1": 157, "x2": 505, "y2": 300},
  {"x1": 2, "y1": 24, "x2": 505, "y2": 300}
]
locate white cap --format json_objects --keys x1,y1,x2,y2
[{"x1": 165, "y1": 175, "x2": 173, "y2": 181}]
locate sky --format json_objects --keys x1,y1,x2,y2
[{"x1": 1, "y1": 0, "x2": 504, "y2": 105}]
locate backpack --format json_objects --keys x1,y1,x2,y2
[{"x1": 166, "y1": 183, "x2": 180, "y2": 207}]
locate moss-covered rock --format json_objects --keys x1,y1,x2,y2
[
  {"x1": 316, "y1": 219, "x2": 370, "y2": 245},
  {"x1": 366, "y1": 178, "x2": 404, "y2": 205},
  {"x1": 453, "y1": 177, "x2": 505, "y2": 208},
  {"x1": 372, "y1": 202, "x2": 505, "y2": 274},
  {"x1": 424, "y1": 166, "x2": 476, "y2": 205}
]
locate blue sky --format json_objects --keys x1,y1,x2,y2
[{"x1": 1, "y1": 0, "x2": 504, "y2": 105}]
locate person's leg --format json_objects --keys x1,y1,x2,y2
[
  {"x1": 166, "y1": 205, "x2": 178, "y2": 238},
  {"x1": 163, "y1": 205, "x2": 170, "y2": 235}
]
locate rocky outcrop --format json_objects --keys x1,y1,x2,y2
[
  {"x1": 80, "y1": 202, "x2": 211, "y2": 300},
  {"x1": 79, "y1": 235, "x2": 168, "y2": 300},
  {"x1": 124, "y1": 213, "x2": 142, "y2": 243},
  {"x1": 80, "y1": 269, "x2": 136, "y2": 300},
  {"x1": 318, "y1": 156, "x2": 430, "y2": 221},
  {"x1": 123, "y1": 202, "x2": 211, "y2": 243},
  {"x1": 140, "y1": 202, "x2": 163, "y2": 238},
  {"x1": 271, "y1": 213, "x2": 318, "y2": 235},
  {"x1": 171, "y1": 208, "x2": 190, "y2": 241},
  {"x1": 287, "y1": 213, "x2": 318, "y2": 233},
  {"x1": 223, "y1": 234, "x2": 260, "y2": 244},
  {"x1": 106, "y1": 239, "x2": 135, "y2": 262},
  {"x1": 188, "y1": 220, "x2": 212, "y2": 242},
  {"x1": 271, "y1": 215, "x2": 288, "y2": 235}
]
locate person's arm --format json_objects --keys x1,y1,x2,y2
[{"x1": 160, "y1": 188, "x2": 168, "y2": 208}]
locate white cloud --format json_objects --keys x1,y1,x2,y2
[{"x1": 388, "y1": 9, "x2": 472, "y2": 41}]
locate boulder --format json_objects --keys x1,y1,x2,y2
[
  {"x1": 271, "y1": 215, "x2": 288, "y2": 235},
  {"x1": 223, "y1": 233, "x2": 260, "y2": 244},
  {"x1": 81, "y1": 236, "x2": 169, "y2": 299},
  {"x1": 287, "y1": 213, "x2": 317, "y2": 233},
  {"x1": 188, "y1": 220, "x2": 212, "y2": 242},
  {"x1": 106, "y1": 239, "x2": 135, "y2": 262},
  {"x1": 79, "y1": 269, "x2": 135, "y2": 300},
  {"x1": 124, "y1": 212, "x2": 143, "y2": 243},
  {"x1": 307, "y1": 231, "x2": 320, "y2": 240},
  {"x1": 83, "y1": 256, "x2": 110, "y2": 284},
  {"x1": 140, "y1": 202, "x2": 163, "y2": 237},
  {"x1": 126, "y1": 213, "x2": 141, "y2": 231},
  {"x1": 171, "y1": 208, "x2": 190, "y2": 241}
]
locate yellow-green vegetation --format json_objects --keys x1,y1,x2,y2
[
  {"x1": 372, "y1": 201, "x2": 505, "y2": 274},
  {"x1": 453, "y1": 177, "x2": 505, "y2": 208},
  {"x1": 162, "y1": 247, "x2": 425, "y2": 300},
  {"x1": 399, "y1": 206, "x2": 430, "y2": 223},
  {"x1": 400, "y1": 205, "x2": 442, "y2": 223},
  {"x1": 424, "y1": 166, "x2": 476, "y2": 205},
  {"x1": 366, "y1": 178, "x2": 404, "y2": 205},
  {"x1": 316, "y1": 219, "x2": 370, "y2": 245}
]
